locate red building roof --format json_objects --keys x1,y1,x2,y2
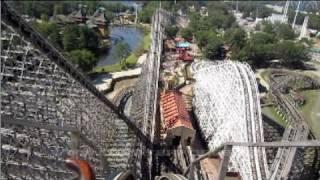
[
  {"x1": 160, "y1": 91, "x2": 193, "y2": 131},
  {"x1": 177, "y1": 52, "x2": 193, "y2": 61}
]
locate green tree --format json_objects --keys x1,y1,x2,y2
[
  {"x1": 195, "y1": 31, "x2": 209, "y2": 49},
  {"x1": 207, "y1": 1, "x2": 229, "y2": 15},
  {"x1": 222, "y1": 14, "x2": 236, "y2": 29},
  {"x1": 113, "y1": 42, "x2": 131, "y2": 68},
  {"x1": 231, "y1": 31, "x2": 277, "y2": 67},
  {"x1": 275, "y1": 41, "x2": 309, "y2": 67},
  {"x1": 63, "y1": 25, "x2": 79, "y2": 51},
  {"x1": 69, "y1": 49, "x2": 97, "y2": 72},
  {"x1": 238, "y1": 1, "x2": 255, "y2": 18},
  {"x1": 48, "y1": 30, "x2": 62, "y2": 49},
  {"x1": 273, "y1": 22, "x2": 296, "y2": 40},
  {"x1": 83, "y1": 1, "x2": 98, "y2": 15},
  {"x1": 208, "y1": 10, "x2": 226, "y2": 29},
  {"x1": 53, "y1": 4, "x2": 63, "y2": 15},
  {"x1": 207, "y1": 10, "x2": 235, "y2": 29},
  {"x1": 105, "y1": 10, "x2": 114, "y2": 24},
  {"x1": 197, "y1": 31, "x2": 224, "y2": 59},
  {"x1": 12, "y1": 1, "x2": 55, "y2": 18},
  {"x1": 195, "y1": 30, "x2": 217, "y2": 49},
  {"x1": 40, "y1": 14, "x2": 49, "y2": 21},
  {"x1": 224, "y1": 28, "x2": 247, "y2": 49},
  {"x1": 86, "y1": 29, "x2": 99, "y2": 51},
  {"x1": 232, "y1": 43, "x2": 275, "y2": 67},
  {"x1": 180, "y1": 28, "x2": 193, "y2": 40},
  {"x1": 34, "y1": 21, "x2": 63, "y2": 49},
  {"x1": 250, "y1": 32, "x2": 276, "y2": 45},
  {"x1": 232, "y1": 35, "x2": 309, "y2": 68},
  {"x1": 188, "y1": 3, "x2": 235, "y2": 32},
  {"x1": 261, "y1": 21, "x2": 275, "y2": 35},
  {"x1": 101, "y1": 2, "x2": 129, "y2": 13},
  {"x1": 34, "y1": 21, "x2": 59, "y2": 37},
  {"x1": 233, "y1": 47, "x2": 249, "y2": 62},
  {"x1": 165, "y1": 26, "x2": 179, "y2": 38},
  {"x1": 139, "y1": 10, "x2": 153, "y2": 24},
  {"x1": 79, "y1": 28, "x2": 87, "y2": 50},
  {"x1": 204, "y1": 37, "x2": 223, "y2": 59},
  {"x1": 78, "y1": 26, "x2": 99, "y2": 51},
  {"x1": 309, "y1": 14, "x2": 320, "y2": 30},
  {"x1": 138, "y1": 1, "x2": 158, "y2": 23},
  {"x1": 188, "y1": 12, "x2": 203, "y2": 32}
]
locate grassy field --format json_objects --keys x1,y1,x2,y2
[
  {"x1": 94, "y1": 63, "x2": 123, "y2": 73},
  {"x1": 126, "y1": 31, "x2": 151, "y2": 66},
  {"x1": 262, "y1": 106, "x2": 287, "y2": 127},
  {"x1": 298, "y1": 89, "x2": 320, "y2": 138},
  {"x1": 143, "y1": 31, "x2": 151, "y2": 50},
  {"x1": 93, "y1": 30, "x2": 151, "y2": 73}
]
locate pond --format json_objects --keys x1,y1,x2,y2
[{"x1": 95, "y1": 26, "x2": 143, "y2": 67}]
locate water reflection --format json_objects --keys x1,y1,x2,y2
[
  {"x1": 96, "y1": 26, "x2": 143, "y2": 67},
  {"x1": 90, "y1": 73, "x2": 112, "y2": 85}
]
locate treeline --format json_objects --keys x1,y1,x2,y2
[
  {"x1": 9, "y1": 1, "x2": 93, "y2": 18},
  {"x1": 178, "y1": 1, "x2": 310, "y2": 68},
  {"x1": 9, "y1": 1, "x2": 132, "y2": 19},
  {"x1": 9, "y1": 1, "x2": 133, "y2": 72},
  {"x1": 34, "y1": 20, "x2": 100, "y2": 71},
  {"x1": 140, "y1": 1, "x2": 311, "y2": 68},
  {"x1": 180, "y1": 2, "x2": 236, "y2": 60},
  {"x1": 228, "y1": 21, "x2": 309, "y2": 68}
]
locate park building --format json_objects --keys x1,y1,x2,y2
[
  {"x1": 69, "y1": 4, "x2": 88, "y2": 24},
  {"x1": 160, "y1": 90, "x2": 195, "y2": 146},
  {"x1": 86, "y1": 7, "x2": 108, "y2": 36},
  {"x1": 49, "y1": 5, "x2": 108, "y2": 37},
  {"x1": 50, "y1": 4, "x2": 108, "y2": 28}
]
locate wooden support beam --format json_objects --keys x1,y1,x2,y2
[{"x1": 217, "y1": 145, "x2": 233, "y2": 180}]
